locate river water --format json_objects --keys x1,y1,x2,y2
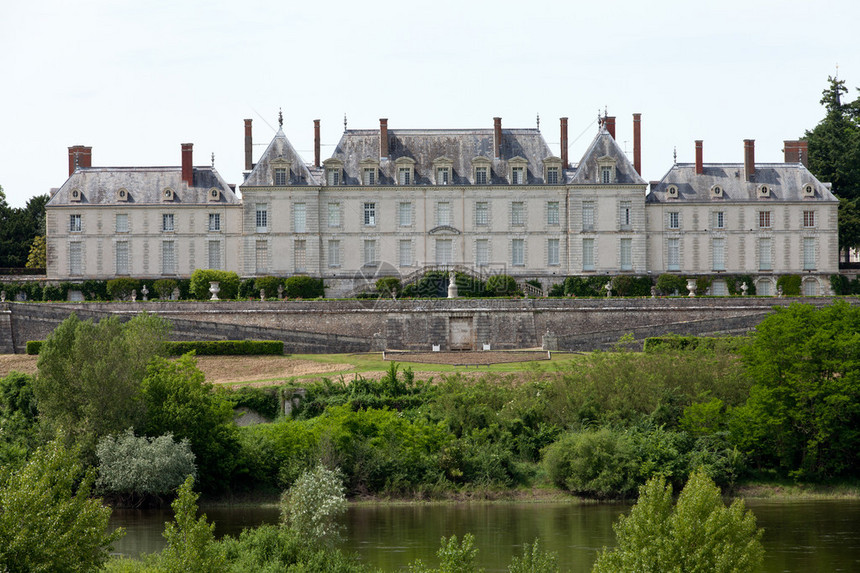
[{"x1": 109, "y1": 499, "x2": 860, "y2": 571}]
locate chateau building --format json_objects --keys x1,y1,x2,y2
[{"x1": 45, "y1": 114, "x2": 838, "y2": 296}]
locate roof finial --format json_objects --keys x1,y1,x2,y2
[
  {"x1": 211, "y1": 152, "x2": 215, "y2": 167},
  {"x1": 278, "y1": 108, "x2": 283, "y2": 128},
  {"x1": 536, "y1": 113, "x2": 540, "y2": 131},
  {"x1": 344, "y1": 113, "x2": 348, "y2": 132},
  {"x1": 673, "y1": 146, "x2": 677, "y2": 164}
]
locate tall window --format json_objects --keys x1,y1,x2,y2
[
  {"x1": 620, "y1": 201, "x2": 631, "y2": 229},
  {"x1": 362, "y1": 168, "x2": 376, "y2": 186},
  {"x1": 620, "y1": 238, "x2": 632, "y2": 270},
  {"x1": 436, "y1": 239, "x2": 453, "y2": 265},
  {"x1": 511, "y1": 166, "x2": 524, "y2": 185},
  {"x1": 582, "y1": 238, "x2": 595, "y2": 271},
  {"x1": 328, "y1": 240, "x2": 340, "y2": 268},
  {"x1": 476, "y1": 239, "x2": 489, "y2": 266},
  {"x1": 803, "y1": 210, "x2": 815, "y2": 228},
  {"x1": 255, "y1": 240, "x2": 268, "y2": 273},
  {"x1": 70, "y1": 214, "x2": 82, "y2": 233},
  {"x1": 274, "y1": 167, "x2": 287, "y2": 186},
  {"x1": 601, "y1": 166, "x2": 612, "y2": 184},
  {"x1": 69, "y1": 242, "x2": 82, "y2": 275},
  {"x1": 328, "y1": 203, "x2": 340, "y2": 227},
  {"x1": 208, "y1": 213, "x2": 221, "y2": 232},
  {"x1": 162, "y1": 213, "x2": 174, "y2": 232},
  {"x1": 714, "y1": 211, "x2": 725, "y2": 229},
  {"x1": 116, "y1": 214, "x2": 129, "y2": 233},
  {"x1": 399, "y1": 240, "x2": 412, "y2": 267},
  {"x1": 437, "y1": 167, "x2": 449, "y2": 185},
  {"x1": 162, "y1": 241, "x2": 175, "y2": 275},
  {"x1": 511, "y1": 202, "x2": 525, "y2": 226},
  {"x1": 326, "y1": 169, "x2": 340, "y2": 186},
  {"x1": 293, "y1": 203, "x2": 307, "y2": 233},
  {"x1": 398, "y1": 168, "x2": 411, "y2": 185},
  {"x1": 512, "y1": 239, "x2": 525, "y2": 266},
  {"x1": 582, "y1": 202, "x2": 595, "y2": 231},
  {"x1": 475, "y1": 202, "x2": 489, "y2": 226},
  {"x1": 294, "y1": 240, "x2": 306, "y2": 272},
  {"x1": 437, "y1": 202, "x2": 452, "y2": 226},
  {"x1": 803, "y1": 237, "x2": 816, "y2": 270},
  {"x1": 547, "y1": 238, "x2": 560, "y2": 266},
  {"x1": 475, "y1": 166, "x2": 488, "y2": 184},
  {"x1": 116, "y1": 241, "x2": 129, "y2": 275},
  {"x1": 546, "y1": 167, "x2": 559, "y2": 184},
  {"x1": 399, "y1": 202, "x2": 412, "y2": 227},
  {"x1": 547, "y1": 202, "x2": 560, "y2": 226},
  {"x1": 803, "y1": 279, "x2": 819, "y2": 296},
  {"x1": 668, "y1": 238, "x2": 680, "y2": 271},
  {"x1": 363, "y1": 202, "x2": 376, "y2": 226},
  {"x1": 712, "y1": 238, "x2": 725, "y2": 271},
  {"x1": 759, "y1": 238, "x2": 772, "y2": 271},
  {"x1": 363, "y1": 239, "x2": 376, "y2": 266},
  {"x1": 255, "y1": 204, "x2": 268, "y2": 232},
  {"x1": 759, "y1": 211, "x2": 772, "y2": 229},
  {"x1": 668, "y1": 212, "x2": 679, "y2": 229},
  {"x1": 208, "y1": 240, "x2": 221, "y2": 270}
]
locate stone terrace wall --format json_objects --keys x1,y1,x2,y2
[{"x1": 3, "y1": 297, "x2": 857, "y2": 354}]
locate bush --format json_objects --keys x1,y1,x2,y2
[
  {"x1": 643, "y1": 335, "x2": 748, "y2": 355},
  {"x1": 776, "y1": 274, "x2": 802, "y2": 296},
  {"x1": 284, "y1": 275, "x2": 324, "y2": 298},
  {"x1": 96, "y1": 429, "x2": 196, "y2": 504},
  {"x1": 542, "y1": 428, "x2": 639, "y2": 498},
  {"x1": 255, "y1": 276, "x2": 285, "y2": 298},
  {"x1": 282, "y1": 464, "x2": 347, "y2": 545},
  {"x1": 42, "y1": 282, "x2": 72, "y2": 301},
  {"x1": 165, "y1": 340, "x2": 283, "y2": 356},
  {"x1": 402, "y1": 271, "x2": 448, "y2": 298},
  {"x1": 831, "y1": 274, "x2": 850, "y2": 295},
  {"x1": 238, "y1": 278, "x2": 257, "y2": 299},
  {"x1": 225, "y1": 386, "x2": 280, "y2": 420},
  {"x1": 189, "y1": 269, "x2": 240, "y2": 300},
  {"x1": 547, "y1": 282, "x2": 565, "y2": 297},
  {"x1": 153, "y1": 279, "x2": 179, "y2": 300},
  {"x1": 236, "y1": 420, "x2": 318, "y2": 490},
  {"x1": 485, "y1": 274, "x2": 519, "y2": 296},
  {"x1": 159, "y1": 476, "x2": 227, "y2": 572},
  {"x1": 25, "y1": 340, "x2": 42, "y2": 355},
  {"x1": 563, "y1": 275, "x2": 608, "y2": 297},
  {"x1": 0, "y1": 371, "x2": 37, "y2": 421},
  {"x1": 107, "y1": 278, "x2": 141, "y2": 301},
  {"x1": 375, "y1": 277, "x2": 401, "y2": 298},
  {"x1": 656, "y1": 273, "x2": 686, "y2": 296},
  {"x1": 81, "y1": 279, "x2": 109, "y2": 301},
  {"x1": 408, "y1": 534, "x2": 481, "y2": 573},
  {"x1": 612, "y1": 275, "x2": 653, "y2": 297}
]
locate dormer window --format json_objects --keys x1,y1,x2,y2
[
  {"x1": 394, "y1": 157, "x2": 415, "y2": 186},
  {"x1": 544, "y1": 156, "x2": 562, "y2": 185},
  {"x1": 666, "y1": 185, "x2": 679, "y2": 199},
  {"x1": 433, "y1": 157, "x2": 453, "y2": 185},
  {"x1": 803, "y1": 184, "x2": 815, "y2": 198},
  {"x1": 597, "y1": 156, "x2": 617, "y2": 184},
  {"x1": 758, "y1": 185, "x2": 771, "y2": 198},
  {"x1": 546, "y1": 167, "x2": 559, "y2": 184},
  {"x1": 322, "y1": 158, "x2": 343, "y2": 186},
  {"x1": 472, "y1": 157, "x2": 491, "y2": 185},
  {"x1": 359, "y1": 158, "x2": 379, "y2": 186},
  {"x1": 70, "y1": 188, "x2": 82, "y2": 202},
  {"x1": 271, "y1": 158, "x2": 291, "y2": 186},
  {"x1": 116, "y1": 188, "x2": 129, "y2": 202},
  {"x1": 208, "y1": 188, "x2": 221, "y2": 202},
  {"x1": 509, "y1": 156, "x2": 528, "y2": 185},
  {"x1": 274, "y1": 168, "x2": 287, "y2": 186},
  {"x1": 162, "y1": 188, "x2": 175, "y2": 202},
  {"x1": 710, "y1": 185, "x2": 723, "y2": 198}
]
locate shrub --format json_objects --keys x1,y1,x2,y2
[
  {"x1": 643, "y1": 335, "x2": 748, "y2": 355},
  {"x1": 776, "y1": 274, "x2": 802, "y2": 296},
  {"x1": 402, "y1": 271, "x2": 448, "y2": 298},
  {"x1": 831, "y1": 274, "x2": 850, "y2": 295},
  {"x1": 564, "y1": 275, "x2": 608, "y2": 297},
  {"x1": 455, "y1": 271, "x2": 486, "y2": 297},
  {"x1": 153, "y1": 278, "x2": 179, "y2": 300},
  {"x1": 238, "y1": 278, "x2": 257, "y2": 299},
  {"x1": 225, "y1": 386, "x2": 280, "y2": 420},
  {"x1": 25, "y1": 340, "x2": 42, "y2": 355},
  {"x1": 96, "y1": 429, "x2": 196, "y2": 504},
  {"x1": 409, "y1": 534, "x2": 481, "y2": 573},
  {"x1": 547, "y1": 282, "x2": 565, "y2": 297},
  {"x1": 282, "y1": 464, "x2": 347, "y2": 545},
  {"x1": 375, "y1": 277, "x2": 401, "y2": 297},
  {"x1": 284, "y1": 275, "x2": 324, "y2": 298},
  {"x1": 485, "y1": 274, "x2": 519, "y2": 296},
  {"x1": 254, "y1": 276, "x2": 285, "y2": 298},
  {"x1": 0, "y1": 371, "x2": 37, "y2": 420},
  {"x1": 656, "y1": 273, "x2": 686, "y2": 296},
  {"x1": 159, "y1": 476, "x2": 227, "y2": 572},
  {"x1": 165, "y1": 340, "x2": 283, "y2": 356},
  {"x1": 507, "y1": 539, "x2": 559, "y2": 573},
  {"x1": 542, "y1": 428, "x2": 639, "y2": 498},
  {"x1": 107, "y1": 278, "x2": 141, "y2": 301},
  {"x1": 189, "y1": 269, "x2": 240, "y2": 300},
  {"x1": 81, "y1": 279, "x2": 109, "y2": 301},
  {"x1": 42, "y1": 282, "x2": 71, "y2": 301},
  {"x1": 612, "y1": 275, "x2": 653, "y2": 297}
]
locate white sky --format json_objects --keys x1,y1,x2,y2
[{"x1": 1, "y1": 0, "x2": 857, "y2": 208}]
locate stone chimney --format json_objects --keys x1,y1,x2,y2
[
  {"x1": 314, "y1": 119, "x2": 321, "y2": 168},
  {"x1": 181, "y1": 143, "x2": 193, "y2": 187},
  {"x1": 493, "y1": 117, "x2": 502, "y2": 159},
  {"x1": 244, "y1": 119, "x2": 253, "y2": 172},
  {"x1": 783, "y1": 140, "x2": 808, "y2": 167},
  {"x1": 604, "y1": 116, "x2": 616, "y2": 140},
  {"x1": 695, "y1": 140, "x2": 704, "y2": 175},
  {"x1": 633, "y1": 113, "x2": 642, "y2": 175},
  {"x1": 743, "y1": 139, "x2": 755, "y2": 182},
  {"x1": 68, "y1": 145, "x2": 92, "y2": 176},
  {"x1": 379, "y1": 118, "x2": 388, "y2": 159},
  {"x1": 560, "y1": 117, "x2": 569, "y2": 169}
]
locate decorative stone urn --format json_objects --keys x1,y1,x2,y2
[
  {"x1": 209, "y1": 281, "x2": 220, "y2": 301},
  {"x1": 686, "y1": 279, "x2": 697, "y2": 297}
]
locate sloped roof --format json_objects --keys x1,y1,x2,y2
[
  {"x1": 646, "y1": 162, "x2": 837, "y2": 203},
  {"x1": 47, "y1": 166, "x2": 239, "y2": 206},
  {"x1": 570, "y1": 127, "x2": 647, "y2": 186},
  {"x1": 328, "y1": 128, "x2": 556, "y2": 185},
  {"x1": 243, "y1": 128, "x2": 318, "y2": 186}
]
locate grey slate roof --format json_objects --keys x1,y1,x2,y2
[
  {"x1": 47, "y1": 166, "x2": 239, "y2": 206},
  {"x1": 243, "y1": 128, "x2": 318, "y2": 186},
  {"x1": 570, "y1": 127, "x2": 647, "y2": 186},
  {"x1": 329, "y1": 128, "x2": 556, "y2": 185},
  {"x1": 646, "y1": 163, "x2": 837, "y2": 203}
]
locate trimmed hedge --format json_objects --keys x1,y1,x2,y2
[
  {"x1": 26, "y1": 341, "x2": 42, "y2": 355},
  {"x1": 776, "y1": 274, "x2": 802, "y2": 296},
  {"x1": 643, "y1": 335, "x2": 748, "y2": 354},
  {"x1": 189, "y1": 269, "x2": 241, "y2": 300},
  {"x1": 165, "y1": 340, "x2": 284, "y2": 356}
]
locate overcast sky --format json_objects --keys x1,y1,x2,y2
[{"x1": 1, "y1": 0, "x2": 857, "y2": 208}]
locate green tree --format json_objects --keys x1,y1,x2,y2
[
  {"x1": 281, "y1": 463, "x2": 347, "y2": 546},
  {"x1": 592, "y1": 469, "x2": 763, "y2": 573},
  {"x1": 159, "y1": 476, "x2": 227, "y2": 573},
  {"x1": 732, "y1": 301, "x2": 860, "y2": 478},
  {"x1": 507, "y1": 539, "x2": 559, "y2": 573},
  {"x1": 34, "y1": 313, "x2": 170, "y2": 457},
  {"x1": 409, "y1": 534, "x2": 483, "y2": 573},
  {"x1": 25, "y1": 235, "x2": 46, "y2": 268},
  {"x1": 141, "y1": 354, "x2": 239, "y2": 493},
  {"x1": 0, "y1": 190, "x2": 48, "y2": 268},
  {"x1": 0, "y1": 438, "x2": 124, "y2": 572}
]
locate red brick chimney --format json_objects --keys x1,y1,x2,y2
[
  {"x1": 605, "y1": 116, "x2": 616, "y2": 140},
  {"x1": 68, "y1": 145, "x2": 92, "y2": 176},
  {"x1": 181, "y1": 143, "x2": 193, "y2": 187},
  {"x1": 743, "y1": 139, "x2": 755, "y2": 182},
  {"x1": 379, "y1": 118, "x2": 388, "y2": 159},
  {"x1": 633, "y1": 113, "x2": 642, "y2": 175},
  {"x1": 695, "y1": 140, "x2": 704, "y2": 175},
  {"x1": 560, "y1": 117, "x2": 569, "y2": 169},
  {"x1": 244, "y1": 119, "x2": 253, "y2": 172},
  {"x1": 783, "y1": 140, "x2": 808, "y2": 167},
  {"x1": 314, "y1": 119, "x2": 321, "y2": 168},
  {"x1": 493, "y1": 117, "x2": 502, "y2": 159}
]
